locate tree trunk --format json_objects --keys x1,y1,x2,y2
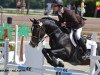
[
  {"x1": 19, "y1": 36, "x2": 24, "y2": 61},
  {"x1": 27, "y1": 0, "x2": 30, "y2": 14}
]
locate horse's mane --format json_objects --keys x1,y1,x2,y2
[
  {"x1": 41, "y1": 17, "x2": 58, "y2": 22},
  {"x1": 41, "y1": 17, "x2": 60, "y2": 25}
]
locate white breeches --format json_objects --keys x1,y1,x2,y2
[
  {"x1": 70, "y1": 27, "x2": 83, "y2": 47},
  {"x1": 75, "y1": 27, "x2": 82, "y2": 40}
]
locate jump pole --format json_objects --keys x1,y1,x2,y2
[
  {"x1": 90, "y1": 32, "x2": 99, "y2": 75},
  {"x1": 90, "y1": 45, "x2": 97, "y2": 75},
  {"x1": 4, "y1": 39, "x2": 9, "y2": 75},
  {"x1": 13, "y1": 25, "x2": 18, "y2": 63},
  {"x1": 3, "y1": 39, "x2": 89, "y2": 75}
]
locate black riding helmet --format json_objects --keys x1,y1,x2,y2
[{"x1": 52, "y1": 0, "x2": 63, "y2": 6}]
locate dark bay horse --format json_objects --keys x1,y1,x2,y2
[{"x1": 30, "y1": 17, "x2": 100, "y2": 67}]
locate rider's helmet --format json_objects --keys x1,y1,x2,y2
[{"x1": 52, "y1": 0, "x2": 63, "y2": 6}]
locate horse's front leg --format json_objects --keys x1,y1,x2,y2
[{"x1": 42, "y1": 48, "x2": 64, "y2": 67}]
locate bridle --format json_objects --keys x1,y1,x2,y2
[
  {"x1": 30, "y1": 21, "x2": 60, "y2": 47},
  {"x1": 30, "y1": 25, "x2": 45, "y2": 47}
]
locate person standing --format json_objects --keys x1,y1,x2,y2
[
  {"x1": 80, "y1": 0, "x2": 86, "y2": 17},
  {"x1": 77, "y1": 5, "x2": 81, "y2": 16},
  {"x1": 44, "y1": 0, "x2": 53, "y2": 15},
  {"x1": 66, "y1": 0, "x2": 73, "y2": 10}
]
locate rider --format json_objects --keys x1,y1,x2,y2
[{"x1": 52, "y1": 0, "x2": 88, "y2": 58}]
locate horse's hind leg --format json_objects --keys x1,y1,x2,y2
[{"x1": 42, "y1": 48, "x2": 64, "y2": 67}]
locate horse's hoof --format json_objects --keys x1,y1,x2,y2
[{"x1": 58, "y1": 61, "x2": 64, "y2": 67}]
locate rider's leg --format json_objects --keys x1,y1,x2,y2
[
  {"x1": 75, "y1": 27, "x2": 82, "y2": 40},
  {"x1": 75, "y1": 27, "x2": 88, "y2": 57}
]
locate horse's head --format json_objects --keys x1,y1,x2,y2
[
  {"x1": 30, "y1": 17, "x2": 60, "y2": 47},
  {"x1": 30, "y1": 18, "x2": 45, "y2": 47}
]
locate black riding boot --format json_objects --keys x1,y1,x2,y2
[{"x1": 78, "y1": 38, "x2": 89, "y2": 59}]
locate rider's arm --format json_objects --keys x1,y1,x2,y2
[{"x1": 64, "y1": 8, "x2": 80, "y2": 25}]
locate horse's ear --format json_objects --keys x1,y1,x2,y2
[
  {"x1": 33, "y1": 18, "x2": 38, "y2": 24},
  {"x1": 30, "y1": 18, "x2": 38, "y2": 23},
  {"x1": 30, "y1": 18, "x2": 39, "y2": 24},
  {"x1": 30, "y1": 18, "x2": 33, "y2": 22}
]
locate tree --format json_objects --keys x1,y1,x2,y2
[
  {"x1": 0, "y1": 0, "x2": 14, "y2": 7},
  {"x1": 29, "y1": 0, "x2": 45, "y2": 9}
]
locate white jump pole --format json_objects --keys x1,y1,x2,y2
[
  {"x1": 90, "y1": 32, "x2": 98, "y2": 75},
  {"x1": 3, "y1": 38, "x2": 19, "y2": 75},
  {"x1": 90, "y1": 45, "x2": 97, "y2": 75},
  {"x1": 13, "y1": 25, "x2": 18, "y2": 63},
  {"x1": 4, "y1": 39, "x2": 9, "y2": 75},
  {"x1": 91, "y1": 32, "x2": 97, "y2": 41}
]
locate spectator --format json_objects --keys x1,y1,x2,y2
[
  {"x1": 44, "y1": 0, "x2": 53, "y2": 15},
  {"x1": 77, "y1": 5, "x2": 81, "y2": 16},
  {"x1": 80, "y1": 0, "x2": 86, "y2": 17}
]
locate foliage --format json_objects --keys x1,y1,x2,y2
[
  {"x1": 18, "y1": 23, "x2": 30, "y2": 39},
  {"x1": 63, "y1": 0, "x2": 67, "y2": 6},
  {"x1": 84, "y1": 1, "x2": 96, "y2": 17},
  {"x1": 0, "y1": 0, "x2": 15, "y2": 8},
  {"x1": 0, "y1": 23, "x2": 13, "y2": 40},
  {"x1": 0, "y1": 0, "x2": 100, "y2": 17},
  {"x1": 25, "y1": 0, "x2": 45, "y2": 9}
]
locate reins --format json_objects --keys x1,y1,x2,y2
[{"x1": 40, "y1": 27, "x2": 60, "y2": 43}]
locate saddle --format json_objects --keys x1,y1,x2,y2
[
  {"x1": 60, "y1": 26, "x2": 77, "y2": 47},
  {"x1": 69, "y1": 29, "x2": 77, "y2": 47}
]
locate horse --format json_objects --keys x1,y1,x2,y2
[{"x1": 30, "y1": 17, "x2": 100, "y2": 67}]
